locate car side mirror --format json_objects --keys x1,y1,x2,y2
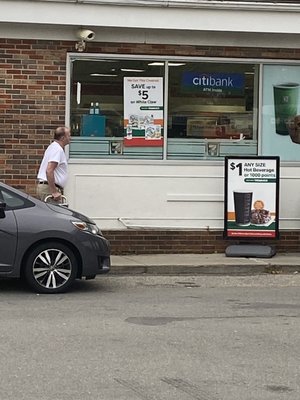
[{"x1": 0, "y1": 201, "x2": 6, "y2": 219}]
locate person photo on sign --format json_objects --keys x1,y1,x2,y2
[
  {"x1": 287, "y1": 114, "x2": 300, "y2": 144},
  {"x1": 250, "y1": 200, "x2": 271, "y2": 225},
  {"x1": 36, "y1": 126, "x2": 71, "y2": 202}
]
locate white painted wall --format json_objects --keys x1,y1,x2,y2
[
  {"x1": 1, "y1": 0, "x2": 300, "y2": 49},
  {"x1": 65, "y1": 161, "x2": 300, "y2": 231},
  {"x1": 1, "y1": 0, "x2": 300, "y2": 35}
]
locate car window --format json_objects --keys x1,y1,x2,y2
[{"x1": 0, "y1": 187, "x2": 34, "y2": 210}]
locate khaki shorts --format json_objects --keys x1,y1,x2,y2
[{"x1": 36, "y1": 183, "x2": 62, "y2": 203}]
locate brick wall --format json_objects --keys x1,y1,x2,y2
[
  {"x1": 0, "y1": 39, "x2": 71, "y2": 195},
  {"x1": 1, "y1": 38, "x2": 300, "y2": 253},
  {"x1": 103, "y1": 229, "x2": 300, "y2": 255}
]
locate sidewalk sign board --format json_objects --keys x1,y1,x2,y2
[{"x1": 224, "y1": 156, "x2": 280, "y2": 240}]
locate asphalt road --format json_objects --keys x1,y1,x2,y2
[{"x1": 0, "y1": 275, "x2": 300, "y2": 400}]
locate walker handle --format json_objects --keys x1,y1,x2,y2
[{"x1": 44, "y1": 195, "x2": 68, "y2": 207}]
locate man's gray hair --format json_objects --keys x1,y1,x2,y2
[{"x1": 54, "y1": 126, "x2": 68, "y2": 140}]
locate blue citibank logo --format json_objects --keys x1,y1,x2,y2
[{"x1": 181, "y1": 72, "x2": 245, "y2": 95}]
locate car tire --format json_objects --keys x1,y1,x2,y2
[{"x1": 24, "y1": 242, "x2": 78, "y2": 294}]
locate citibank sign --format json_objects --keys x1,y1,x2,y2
[{"x1": 181, "y1": 72, "x2": 245, "y2": 95}]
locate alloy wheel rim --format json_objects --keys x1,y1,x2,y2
[{"x1": 33, "y1": 249, "x2": 72, "y2": 289}]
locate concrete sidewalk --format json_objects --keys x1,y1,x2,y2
[{"x1": 110, "y1": 253, "x2": 300, "y2": 275}]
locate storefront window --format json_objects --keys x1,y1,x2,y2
[
  {"x1": 68, "y1": 56, "x2": 258, "y2": 160},
  {"x1": 167, "y1": 62, "x2": 258, "y2": 159},
  {"x1": 69, "y1": 58, "x2": 164, "y2": 159}
]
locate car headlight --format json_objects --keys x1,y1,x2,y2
[{"x1": 72, "y1": 221, "x2": 100, "y2": 235}]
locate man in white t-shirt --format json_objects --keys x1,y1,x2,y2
[{"x1": 37, "y1": 126, "x2": 71, "y2": 202}]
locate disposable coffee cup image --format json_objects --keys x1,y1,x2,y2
[
  {"x1": 233, "y1": 191, "x2": 253, "y2": 226},
  {"x1": 273, "y1": 83, "x2": 300, "y2": 135}
]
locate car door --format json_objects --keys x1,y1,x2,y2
[{"x1": 0, "y1": 189, "x2": 18, "y2": 272}]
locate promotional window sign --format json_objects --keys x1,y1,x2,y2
[
  {"x1": 123, "y1": 77, "x2": 163, "y2": 147},
  {"x1": 261, "y1": 65, "x2": 300, "y2": 161},
  {"x1": 224, "y1": 156, "x2": 280, "y2": 239}
]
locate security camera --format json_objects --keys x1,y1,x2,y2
[{"x1": 77, "y1": 29, "x2": 96, "y2": 42}]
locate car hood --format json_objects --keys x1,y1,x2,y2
[{"x1": 45, "y1": 204, "x2": 95, "y2": 224}]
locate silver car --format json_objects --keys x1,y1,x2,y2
[{"x1": 0, "y1": 182, "x2": 110, "y2": 294}]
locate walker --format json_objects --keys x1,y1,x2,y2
[{"x1": 44, "y1": 194, "x2": 68, "y2": 207}]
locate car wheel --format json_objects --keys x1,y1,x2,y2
[{"x1": 24, "y1": 242, "x2": 78, "y2": 294}]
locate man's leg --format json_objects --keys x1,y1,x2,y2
[{"x1": 36, "y1": 184, "x2": 61, "y2": 203}]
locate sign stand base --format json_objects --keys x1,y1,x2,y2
[{"x1": 225, "y1": 244, "x2": 276, "y2": 258}]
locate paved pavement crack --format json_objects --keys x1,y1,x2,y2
[
  {"x1": 114, "y1": 378, "x2": 157, "y2": 400},
  {"x1": 125, "y1": 315, "x2": 299, "y2": 326},
  {"x1": 125, "y1": 316, "x2": 197, "y2": 326},
  {"x1": 161, "y1": 377, "x2": 217, "y2": 400}
]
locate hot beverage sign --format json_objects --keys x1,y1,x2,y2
[{"x1": 224, "y1": 156, "x2": 280, "y2": 239}]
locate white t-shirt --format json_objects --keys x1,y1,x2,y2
[{"x1": 37, "y1": 141, "x2": 68, "y2": 188}]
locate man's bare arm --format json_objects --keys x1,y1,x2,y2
[{"x1": 46, "y1": 161, "x2": 61, "y2": 200}]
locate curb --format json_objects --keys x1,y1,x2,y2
[{"x1": 110, "y1": 264, "x2": 300, "y2": 276}]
